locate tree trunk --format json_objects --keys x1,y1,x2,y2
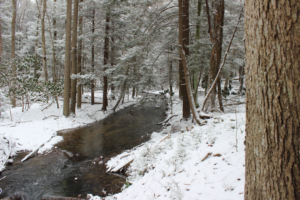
[
  {"x1": 77, "y1": 0, "x2": 83, "y2": 109},
  {"x1": 244, "y1": 0, "x2": 300, "y2": 199},
  {"x1": 63, "y1": 0, "x2": 72, "y2": 117},
  {"x1": 101, "y1": 13, "x2": 110, "y2": 111},
  {"x1": 204, "y1": 0, "x2": 224, "y2": 112},
  {"x1": 110, "y1": 33, "x2": 116, "y2": 100},
  {"x1": 0, "y1": 3, "x2": 3, "y2": 65},
  {"x1": 70, "y1": 0, "x2": 79, "y2": 114},
  {"x1": 91, "y1": 8, "x2": 95, "y2": 105},
  {"x1": 34, "y1": 0, "x2": 41, "y2": 79},
  {"x1": 193, "y1": 0, "x2": 202, "y2": 107},
  {"x1": 42, "y1": 0, "x2": 48, "y2": 82},
  {"x1": 11, "y1": 0, "x2": 16, "y2": 107},
  {"x1": 52, "y1": 0, "x2": 57, "y2": 83},
  {"x1": 178, "y1": 0, "x2": 190, "y2": 120},
  {"x1": 238, "y1": 65, "x2": 244, "y2": 95}
]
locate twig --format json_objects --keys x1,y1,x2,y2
[
  {"x1": 42, "y1": 115, "x2": 59, "y2": 120},
  {"x1": 201, "y1": 152, "x2": 212, "y2": 162},
  {"x1": 41, "y1": 101, "x2": 54, "y2": 111},
  {"x1": 159, "y1": 132, "x2": 171, "y2": 143},
  {"x1": 157, "y1": 115, "x2": 178, "y2": 125}
]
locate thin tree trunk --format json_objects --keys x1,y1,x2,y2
[
  {"x1": 245, "y1": 0, "x2": 300, "y2": 199},
  {"x1": 217, "y1": 78, "x2": 223, "y2": 111},
  {"x1": 70, "y1": 0, "x2": 79, "y2": 114},
  {"x1": 238, "y1": 65, "x2": 244, "y2": 95},
  {"x1": 112, "y1": 66, "x2": 130, "y2": 112},
  {"x1": 42, "y1": 0, "x2": 48, "y2": 82},
  {"x1": 63, "y1": 0, "x2": 72, "y2": 117},
  {"x1": 91, "y1": 8, "x2": 95, "y2": 105},
  {"x1": 101, "y1": 13, "x2": 110, "y2": 111},
  {"x1": 178, "y1": 0, "x2": 190, "y2": 120},
  {"x1": 52, "y1": 0, "x2": 57, "y2": 83},
  {"x1": 34, "y1": 0, "x2": 42, "y2": 79},
  {"x1": 11, "y1": 0, "x2": 17, "y2": 107},
  {"x1": 110, "y1": 34, "x2": 115, "y2": 100},
  {"x1": 77, "y1": 0, "x2": 83, "y2": 109},
  {"x1": 193, "y1": 0, "x2": 202, "y2": 107}
]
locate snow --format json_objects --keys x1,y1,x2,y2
[
  {"x1": 102, "y1": 94, "x2": 246, "y2": 200},
  {"x1": 0, "y1": 91, "x2": 136, "y2": 170}
]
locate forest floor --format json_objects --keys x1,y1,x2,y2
[{"x1": 0, "y1": 87, "x2": 246, "y2": 200}]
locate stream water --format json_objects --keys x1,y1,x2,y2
[{"x1": 0, "y1": 94, "x2": 167, "y2": 199}]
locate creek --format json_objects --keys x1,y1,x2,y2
[{"x1": 0, "y1": 94, "x2": 167, "y2": 199}]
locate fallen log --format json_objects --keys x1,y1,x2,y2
[{"x1": 21, "y1": 133, "x2": 56, "y2": 162}]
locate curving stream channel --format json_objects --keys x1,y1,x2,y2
[{"x1": 0, "y1": 94, "x2": 167, "y2": 199}]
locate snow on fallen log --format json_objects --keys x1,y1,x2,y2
[{"x1": 21, "y1": 133, "x2": 56, "y2": 162}]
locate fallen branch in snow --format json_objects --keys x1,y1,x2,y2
[
  {"x1": 158, "y1": 115, "x2": 178, "y2": 125},
  {"x1": 201, "y1": 152, "x2": 212, "y2": 162},
  {"x1": 107, "y1": 158, "x2": 134, "y2": 173},
  {"x1": 81, "y1": 102, "x2": 102, "y2": 104},
  {"x1": 43, "y1": 115, "x2": 59, "y2": 120},
  {"x1": 222, "y1": 102, "x2": 245, "y2": 107},
  {"x1": 159, "y1": 132, "x2": 171, "y2": 143},
  {"x1": 41, "y1": 101, "x2": 54, "y2": 111},
  {"x1": 21, "y1": 133, "x2": 56, "y2": 162}
]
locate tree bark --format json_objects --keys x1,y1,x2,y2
[
  {"x1": 77, "y1": 0, "x2": 83, "y2": 109},
  {"x1": 70, "y1": 0, "x2": 79, "y2": 114},
  {"x1": 205, "y1": 0, "x2": 224, "y2": 111},
  {"x1": 178, "y1": 0, "x2": 190, "y2": 120},
  {"x1": 52, "y1": 0, "x2": 57, "y2": 83},
  {"x1": 91, "y1": 8, "x2": 95, "y2": 105},
  {"x1": 244, "y1": 0, "x2": 300, "y2": 199},
  {"x1": 0, "y1": 2, "x2": 2, "y2": 65},
  {"x1": 101, "y1": 13, "x2": 110, "y2": 111},
  {"x1": 11, "y1": 0, "x2": 17, "y2": 107},
  {"x1": 238, "y1": 65, "x2": 244, "y2": 95},
  {"x1": 34, "y1": 0, "x2": 42, "y2": 79},
  {"x1": 42, "y1": 0, "x2": 48, "y2": 82},
  {"x1": 63, "y1": 0, "x2": 72, "y2": 117}
]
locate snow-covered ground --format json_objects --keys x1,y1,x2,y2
[
  {"x1": 87, "y1": 93, "x2": 247, "y2": 200},
  {"x1": 0, "y1": 91, "x2": 136, "y2": 170}
]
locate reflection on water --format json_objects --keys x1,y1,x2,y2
[{"x1": 0, "y1": 96, "x2": 166, "y2": 199}]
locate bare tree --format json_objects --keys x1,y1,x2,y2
[
  {"x1": 63, "y1": 0, "x2": 72, "y2": 117},
  {"x1": 178, "y1": 0, "x2": 190, "y2": 120},
  {"x1": 11, "y1": 0, "x2": 17, "y2": 107},
  {"x1": 244, "y1": 0, "x2": 300, "y2": 199},
  {"x1": 41, "y1": 0, "x2": 48, "y2": 81},
  {"x1": 77, "y1": 0, "x2": 83, "y2": 109},
  {"x1": 101, "y1": 13, "x2": 110, "y2": 111},
  {"x1": 70, "y1": 0, "x2": 79, "y2": 114}
]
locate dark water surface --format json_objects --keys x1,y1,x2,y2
[{"x1": 0, "y1": 95, "x2": 167, "y2": 199}]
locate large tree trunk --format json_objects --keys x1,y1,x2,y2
[
  {"x1": 42, "y1": 0, "x2": 48, "y2": 82},
  {"x1": 101, "y1": 13, "x2": 110, "y2": 111},
  {"x1": 0, "y1": 2, "x2": 2, "y2": 65},
  {"x1": 178, "y1": 0, "x2": 190, "y2": 120},
  {"x1": 244, "y1": 0, "x2": 300, "y2": 199},
  {"x1": 70, "y1": 0, "x2": 79, "y2": 114},
  {"x1": 91, "y1": 8, "x2": 95, "y2": 105},
  {"x1": 77, "y1": 0, "x2": 83, "y2": 109},
  {"x1": 11, "y1": 0, "x2": 16, "y2": 107},
  {"x1": 63, "y1": 0, "x2": 72, "y2": 117}
]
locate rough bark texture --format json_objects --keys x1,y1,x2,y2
[
  {"x1": 244, "y1": 0, "x2": 300, "y2": 199},
  {"x1": 77, "y1": 0, "x2": 83, "y2": 109},
  {"x1": 205, "y1": 0, "x2": 224, "y2": 111},
  {"x1": 101, "y1": 14, "x2": 110, "y2": 111},
  {"x1": 63, "y1": 0, "x2": 72, "y2": 117},
  {"x1": 91, "y1": 8, "x2": 95, "y2": 105},
  {"x1": 178, "y1": 0, "x2": 190, "y2": 120},
  {"x1": 0, "y1": 4, "x2": 2, "y2": 65},
  {"x1": 42, "y1": 0, "x2": 48, "y2": 82},
  {"x1": 11, "y1": 0, "x2": 16, "y2": 107},
  {"x1": 70, "y1": 0, "x2": 79, "y2": 114}
]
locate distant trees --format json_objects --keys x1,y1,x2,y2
[{"x1": 244, "y1": 0, "x2": 300, "y2": 199}]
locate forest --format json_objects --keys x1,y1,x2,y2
[{"x1": 0, "y1": 0, "x2": 299, "y2": 199}]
